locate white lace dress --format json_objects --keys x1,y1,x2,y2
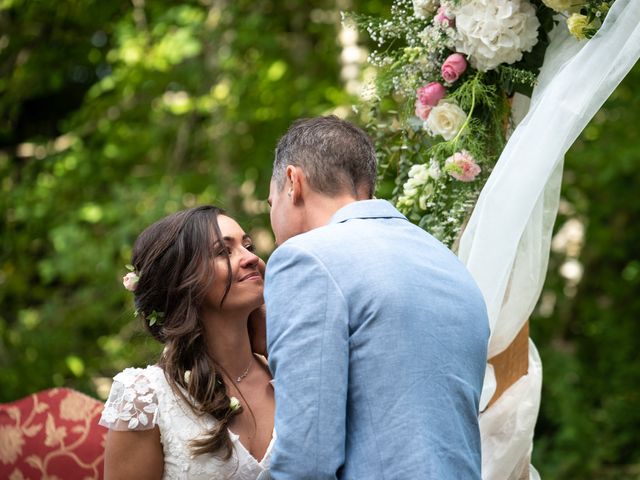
[{"x1": 99, "y1": 365, "x2": 274, "y2": 479}]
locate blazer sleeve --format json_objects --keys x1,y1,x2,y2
[{"x1": 265, "y1": 242, "x2": 349, "y2": 480}]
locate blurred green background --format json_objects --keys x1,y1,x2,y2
[{"x1": 1, "y1": 0, "x2": 638, "y2": 478}]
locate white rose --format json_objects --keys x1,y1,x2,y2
[
  {"x1": 424, "y1": 101, "x2": 467, "y2": 140},
  {"x1": 413, "y1": 0, "x2": 439, "y2": 19},
  {"x1": 453, "y1": 0, "x2": 540, "y2": 72}
]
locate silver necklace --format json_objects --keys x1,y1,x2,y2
[{"x1": 235, "y1": 359, "x2": 252, "y2": 383}]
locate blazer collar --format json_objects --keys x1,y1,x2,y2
[{"x1": 329, "y1": 199, "x2": 407, "y2": 225}]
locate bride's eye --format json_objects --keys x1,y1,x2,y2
[
  {"x1": 215, "y1": 246, "x2": 232, "y2": 256},
  {"x1": 244, "y1": 243, "x2": 256, "y2": 253}
]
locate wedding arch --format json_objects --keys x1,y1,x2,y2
[{"x1": 348, "y1": 1, "x2": 640, "y2": 478}]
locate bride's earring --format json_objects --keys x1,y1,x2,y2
[{"x1": 287, "y1": 189, "x2": 292, "y2": 198}]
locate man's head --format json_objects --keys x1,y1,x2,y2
[{"x1": 269, "y1": 116, "x2": 377, "y2": 244}]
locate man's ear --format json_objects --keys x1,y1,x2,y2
[{"x1": 285, "y1": 165, "x2": 305, "y2": 205}]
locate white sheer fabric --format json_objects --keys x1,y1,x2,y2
[{"x1": 458, "y1": 1, "x2": 640, "y2": 478}]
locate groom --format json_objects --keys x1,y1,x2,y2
[{"x1": 264, "y1": 116, "x2": 489, "y2": 479}]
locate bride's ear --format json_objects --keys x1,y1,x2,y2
[{"x1": 285, "y1": 165, "x2": 305, "y2": 205}]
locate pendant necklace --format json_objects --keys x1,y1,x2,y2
[{"x1": 236, "y1": 358, "x2": 252, "y2": 383}]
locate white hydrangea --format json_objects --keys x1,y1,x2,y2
[
  {"x1": 452, "y1": 0, "x2": 540, "y2": 72},
  {"x1": 413, "y1": 0, "x2": 440, "y2": 19}
]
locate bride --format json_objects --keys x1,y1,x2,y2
[{"x1": 99, "y1": 205, "x2": 274, "y2": 479}]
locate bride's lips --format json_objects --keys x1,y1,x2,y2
[{"x1": 238, "y1": 271, "x2": 262, "y2": 282}]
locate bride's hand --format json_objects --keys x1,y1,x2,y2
[{"x1": 248, "y1": 258, "x2": 267, "y2": 358}]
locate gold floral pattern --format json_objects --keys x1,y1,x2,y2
[
  {"x1": 44, "y1": 414, "x2": 67, "y2": 447},
  {"x1": 9, "y1": 468, "x2": 25, "y2": 480},
  {"x1": 0, "y1": 425, "x2": 25, "y2": 464},
  {"x1": 60, "y1": 391, "x2": 98, "y2": 422},
  {"x1": 0, "y1": 388, "x2": 107, "y2": 479}
]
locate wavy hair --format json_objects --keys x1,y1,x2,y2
[{"x1": 130, "y1": 205, "x2": 240, "y2": 459}]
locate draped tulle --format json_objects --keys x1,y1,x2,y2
[{"x1": 457, "y1": 1, "x2": 640, "y2": 478}]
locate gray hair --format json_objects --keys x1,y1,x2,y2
[{"x1": 273, "y1": 116, "x2": 377, "y2": 197}]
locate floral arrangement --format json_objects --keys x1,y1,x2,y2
[{"x1": 345, "y1": 0, "x2": 614, "y2": 246}]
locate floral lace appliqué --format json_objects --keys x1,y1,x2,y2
[{"x1": 99, "y1": 369, "x2": 159, "y2": 431}]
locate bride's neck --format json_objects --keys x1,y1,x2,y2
[{"x1": 202, "y1": 310, "x2": 254, "y2": 380}]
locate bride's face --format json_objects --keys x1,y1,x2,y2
[{"x1": 204, "y1": 215, "x2": 264, "y2": 313}]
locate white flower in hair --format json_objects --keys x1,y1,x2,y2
[
  {"x1": 229, "y1": 396, "x2": 241, "y2": 412},
  {"x1": 122, "y1": 272, "x2": 139, "y2": 291}
]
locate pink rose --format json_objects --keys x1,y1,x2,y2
[
  {"x1": 417, "y1": 82, "x2": 446, "y2": 106},
  {"x1": 445, "y1": 150, "x2": 481, "y2": 182},
  {"x1": 415, "y1": 82, "x2": 446, "y2": 119},
  {"x1": 122, "y1": 272, "x2": 139, "y2": 291},
  {"x1": 441, "y1": 53, "x2": 468, "y2": 84},
  {"x1": 415, "y1": 83, "x2": 446, "y2": 120},
  {"x1": 435, "y1": 6, "x2": 455, "y2": 28}
]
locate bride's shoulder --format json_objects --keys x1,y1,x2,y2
[{"x1": 99, "y1": 365, "x2": 165, "y2": 431}]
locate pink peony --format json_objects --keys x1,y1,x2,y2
[
  {"x1": 435, "y1": 5, "x2": 455, "y2": 28},
  {"x1": 441, "y1": 53, "x2": 468, "y2": 84},
  {"x1": 445, "y1": 150, "x2": 481, "y2": 182},
  {"x1": 122, "y1": 272, "x2": 139, "y2": 291}
]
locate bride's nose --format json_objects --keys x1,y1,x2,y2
[{"x1": 239, "y1": 248, "x2": 260, "y2": 269}]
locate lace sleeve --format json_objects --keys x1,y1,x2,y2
[{"x1": 98, "y1": 368, "x2": 160, "y2": 431}]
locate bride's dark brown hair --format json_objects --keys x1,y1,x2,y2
[{"x1": 130, "y1": 205, "x2": 240, "y2": 459}]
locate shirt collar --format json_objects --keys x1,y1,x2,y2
[{"x1": 328, "y1": 199, "x2": 408, "y2": 225}]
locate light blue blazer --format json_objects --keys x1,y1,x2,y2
[{"x1": 265, "y1": 200, "x2": 489, "y2": 479}]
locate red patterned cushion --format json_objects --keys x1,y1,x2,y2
[{"x1": 0, "y1": 388, "x2": 107, "y2": 480}]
